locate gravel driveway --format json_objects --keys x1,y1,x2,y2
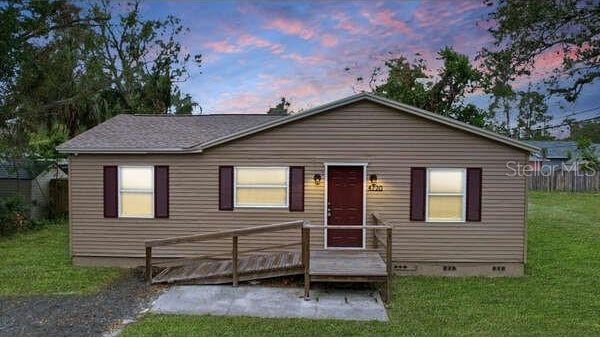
[{"x1": 0, "y1": 270, "x2": 160, "y2": 337}]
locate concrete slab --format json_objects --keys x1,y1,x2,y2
[{"x1": 150, "y1": 285, "x2": 388, "y2": 321}]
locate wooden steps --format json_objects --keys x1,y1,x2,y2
[{"x1": 152, "y1": 251, "x2": 303, "y2": 284}]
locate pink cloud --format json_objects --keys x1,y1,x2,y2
[
  {"x1": 361, "y1": 9, "x2": 414, "y2": 36},
  {"x1": 204, "y1": 40, "x2": 240, "y2": 53},
  {"x1": 238, "y1": 34, "x2": 285, "y2": 54},
  {"x1": 204, "y1": 34, "x2": 284, "y2": 55},
  {"x1": 414, "y1": 1, "x2": 485, "y2": 28},
  {"x1": 209, "y1": 70, "x2": 357, "y2": 115},
  {"x1": 509, "y1": 45, "x2": 584, "y2": 88},
  {"x1": 332, "y1": 11, "x2": 366, "y2": 35},
  {"x1": 282, "y1": 53, "x2": 325, "y2": 65},
  {"x1": 320, "y1": 34, "x2": 338, "y2": 47},
  {"x1": 212, "y1": 93, "x2": 266, "y2": 114},
  {"x1": 266, "y1": 17, "x2": 315, "y2": 40},
  {"x1": 265, "y1": 16, "x2": 336, "y2": 47}
]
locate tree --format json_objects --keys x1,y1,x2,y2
[
  {"x1": 371, "y1": 55, "x2": 429, "y2": 108},
  {"x1": 425, "y1": 47, "x2": 482, "y2": 115},
  {"x1": 267, "y1": 97, "x2": 291, "y2": 115},
  {"x1": 0, "y1": 0, "x2": 201, "y2": 179},
  {"x1": 515, "y1": 86, "x2": 552, "y2": 139},
  {"x1": 478, "y1": 49, "x2": 518, "y2": 135},
  {"x1": 482, "y1": 0, "x2": 600, "y2": 102},
  {"x1": 575, "y1": 137, "x2": 600, "y2": 172},
  {"x1": 569, "y1": 119, "x2": 600, "y2": 142},
  {"x1": 357, "y1": 47, "x2": 493, "y2": 128},
  {"x1": 90, "y1": 0, "x2": 201, "y2": 114}
]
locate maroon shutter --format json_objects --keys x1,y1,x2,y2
[
  {"x1": 410, "y1": 167, "x2": 426, "y2": 221},
  {"x1": 103, "y1": 166, "x2": 118, "y2": 218},
  {"x1": 289, "y1": 166, "x2": 304, "y2": 212},
  {"x1": 219, "y1": 166, "x2": 234, "y2": 210},
  {"x1": 466, "y1": 168, "x2": 482, "y2": 222},
  {"x1": 154, "y1": 166, "x2": 169, "y2": 218}
]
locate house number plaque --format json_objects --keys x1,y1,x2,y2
[{"x1": 368, "y1": 183, "x2": 383, "y2": 192}]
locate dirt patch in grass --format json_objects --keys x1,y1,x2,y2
[{"x1": 0, "y1": 269, "x2": 162, "y2": 336}]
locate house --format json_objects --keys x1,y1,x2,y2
[
  {"x1": 57, "y1": 93, "x2": 537, "y2": 277},
  {"x1": 524, "y1": 140, "x2": 600, "y2": 171},
  {"x1": 0, "y1": 160, "x2": 68, "y2": 219}
]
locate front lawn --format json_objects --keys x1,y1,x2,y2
[
  {"x1": 122, "y1": 192, "x2": 600, "y2": 336},
  {"x1": 0, "y1": 222, "x2": 123, "y2": 296}
]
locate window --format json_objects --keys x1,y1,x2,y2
[
  {"x1": 426, "y1": 168, "x2": 466, "y2": 222},
  {"x1": 119, "y1": 166, "x2": 154, "y2": 218},
  {"x1": 235, "y1": 167, "x2": 288, "y2": 207}
]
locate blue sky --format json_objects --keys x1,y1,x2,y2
[{"x1": 140, "y1": 0, "x2": 598, "y2": 135}]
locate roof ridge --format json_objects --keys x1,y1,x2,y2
[{"x1": 130, "y1": 113, "x2": 278, "y2": 117}]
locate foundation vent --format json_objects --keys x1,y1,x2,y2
[
  {"x1": 442, "y1": 265, "x2": 457, "y2": 271},
  {"x1": 492, "y1": 266, "x2": 506, "y2": 271},
  {"x1": 394, "y1": 264, "x2": 417, "y2": 271}
]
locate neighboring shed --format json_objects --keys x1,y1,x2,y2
[
  {"x1": 525, "y1": 140, "x2": 600, "y2": 170},
  {"x1": 0, "y1": 160, "x2": 68, "y2": 219}
]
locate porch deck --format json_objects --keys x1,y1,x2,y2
[{"x1": 309, "y1": 250, "x2": 388, "y2": 281}]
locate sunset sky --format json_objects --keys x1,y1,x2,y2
[{"x1": 142, "y1": 0, "x2": 598, "y2": 133}]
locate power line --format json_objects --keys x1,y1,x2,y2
[
  {"x1": 562, "y1": 104, "x2": 600, "y2": 118},
  {"x1": 531, "y1": 114, "x2": 600, "y2": 131}
]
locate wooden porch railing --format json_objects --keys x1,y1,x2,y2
[
  {"x1": 144, "y1": 220, "x2": 308, "y2": 284},
  {"x1": 371, "y1": 212, "x2": 393, "y2": 301},
  {"x1": 301, "y1": 216, "x2": 393, "y2": 302}
]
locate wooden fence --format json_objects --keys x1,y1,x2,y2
[
  {"x1": 49, "y1": 178, "x2": 68, "y2": 218},
  {"x1": 528, "y1": 170, "x2": 600, "y2": 192}
]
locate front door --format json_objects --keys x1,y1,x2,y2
[{"x1": 327, "y1": 166, "x2": 364, "y2": 248}]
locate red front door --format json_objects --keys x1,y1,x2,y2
[{"x1": 327, "y1": 166, "x2": 364, "y2": 248}]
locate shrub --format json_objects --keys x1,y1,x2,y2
[{"x1": 0, "y1": 195, "x2": 31, "y2": 236}]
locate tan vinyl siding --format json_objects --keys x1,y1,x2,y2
[{"x1": 69, "y1": 101, "x2": 527, "y2": 263}]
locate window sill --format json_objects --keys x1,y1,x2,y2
[{"x1": 233, "y1": 206, "x2": 289, "y2": 209}]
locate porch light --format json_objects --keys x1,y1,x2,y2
[
  {"x1": 369, "y1": 174, "x2": 378, "y2": 184},
  {"x1": 313, "y1": 174, "x2": 322, "y2": 185}
]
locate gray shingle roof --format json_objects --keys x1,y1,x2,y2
[
  {"x1": 0, "y1": 162, "x2": 35, "y2": 180},
  {"x1": 0, "y1": 160, "x2": 54, "y2": 179},
  {"x1": 56, "y1": 114, "x2": 285, "y2": 152}
]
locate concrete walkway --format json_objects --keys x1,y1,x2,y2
[{"x1": 150, "y1": 285, "x2": 388, "y2": 321}]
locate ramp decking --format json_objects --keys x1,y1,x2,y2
[
  {"x1": 150, "y1": 250, "x2": 387, "y2": 285},
  {"x1": 152, "y1": 251, "x2": 303, "y2": 284}
]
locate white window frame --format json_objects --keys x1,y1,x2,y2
[
  {"x1": 234, "y1": 167, "x2": 289, "y2": 208},
  {"x1": 425, "y1": 168, "x2": 466, "y2": 223},
  {"x1": 118, "y1": 166, "x2": 154, "y2": 218}
]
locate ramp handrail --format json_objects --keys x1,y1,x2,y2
[{"x1": 144, "y1": 220, "x2": 309, "y2": 284}]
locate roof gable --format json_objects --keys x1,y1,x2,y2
[{"x1": 194, "y1": 93, "x2": 538, "y2": 153}]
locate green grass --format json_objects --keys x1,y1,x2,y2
[
  {"x1": 122, "y1": 192, "x2": 600, "y2": 336},
  {"x1": 0, "y1": 222, "x2": 124, "y2": 296}
]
